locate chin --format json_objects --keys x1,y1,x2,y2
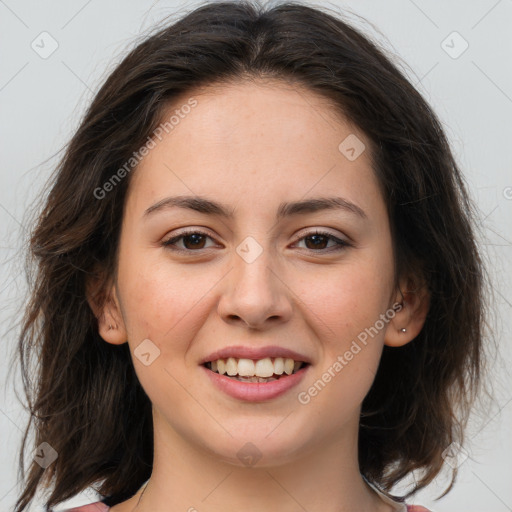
[{"x1": 197, "y1": 421, "x2": 312, "y2": 468}]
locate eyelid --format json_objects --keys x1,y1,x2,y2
[
  {"x1": 162, "y1": 226, "x2": 352, "y2": 254},
  {"x1": 291, "y1": 229, "x2": 351, "y2": 251},
  {"x1": 162, "y1": 228, "x2": 218, "y2": 250},
  {"x1": 292, "y1": 227, "x2": 349, "y2": 243}
]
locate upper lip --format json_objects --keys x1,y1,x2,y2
[{"x1": 200, "y1": 345, "x2": 312, "y2": 365}]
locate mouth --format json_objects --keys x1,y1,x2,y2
[{"x1": 203, "y1": 357, "x2": 310, "y2": 383}]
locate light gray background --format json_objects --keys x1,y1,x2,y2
[{"x1": 1, "y1": 1, "x2": 511, "y2": 511}]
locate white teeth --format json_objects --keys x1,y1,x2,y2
[
  {"x1": 254, "y1": 357, "x2": 274, "y2": 377},
  {"x1": 237, "y1": 358, "x2": 255, "y2": 377},
  {"x1": 226, "y1": 357, "x2": 237, "y2": 376},
  {"x1": 208, "y1": 357, "x2": 304, "y2": 377},
  {"x1": 274, "y1": 357, "x2": 284, "y2": 375}
]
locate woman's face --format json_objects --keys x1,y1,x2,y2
[{"x1": 104, "y1": 79, "x2": 403, "y2": 466}]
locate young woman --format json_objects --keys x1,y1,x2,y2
[{"x1": 13, "y1": 1, "x2": 488, "y2": 511}]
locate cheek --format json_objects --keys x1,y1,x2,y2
[
  {"x1": 292, "y1": 256, "x2": 393, "y2": 409},
  {"x1": 118, "y1": 244, "x2": 194, "y2": 333},
  {"x1": 297, "y1": 252, "x2": 394, "y2": 341},
  {"x1": 117, "y1": 249, "x2": 221, "y2": 373},
  {"x1": 117, "y1": 257, "x2": 208, "y2": 415}
]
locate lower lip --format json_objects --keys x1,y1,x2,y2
[{"x1": 201, "y1": 364, "x2": 310, "y2": 402}]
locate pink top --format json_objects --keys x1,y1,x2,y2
[
  {"x1": 61, "y1": 501, "x2": 432, "y2": 511},
  {"x1": 58, "y1": 477, "x2": 432, "y2": 512}
]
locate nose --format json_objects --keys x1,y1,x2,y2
[{"x1": 217, "y1": 241, "x2": 293, "y2": 330}]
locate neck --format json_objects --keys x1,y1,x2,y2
[{"x1": 126, "y1": 408, "x2": 392, "y2": 512}]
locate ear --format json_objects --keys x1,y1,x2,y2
[
  {"x1": 384, "y1": 273, "x2": 430, "y2": 347},
  {"x1": 85, "y1": 268, "x2": 128, "y2": 346}
]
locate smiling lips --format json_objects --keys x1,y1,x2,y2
[
  {"x1": 201, "y1": 345, "x2": 310, "y2": 382},
  {"x1": 200, "y1": 345, "x2": 311, "y2": 400}
]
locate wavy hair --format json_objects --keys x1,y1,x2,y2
[{"x1": 13, "y1": 1, "x2": 490, "y2": 510}]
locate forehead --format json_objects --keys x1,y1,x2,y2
[{"x1": 125, "y1": 79, "x2": 382, "y2": 220}]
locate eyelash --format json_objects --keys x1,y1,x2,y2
[{"x1": 162, "y1": 229, "x2": 350, "y2": 254}]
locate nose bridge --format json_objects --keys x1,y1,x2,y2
[
  {"x1": 217, "y1": 234, "x2": 292, "y2": 327},
  {"x1": 232, "y1": 234, "x2": 278, "y2": 298}
]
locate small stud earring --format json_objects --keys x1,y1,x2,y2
[{"x1": 400, "y1": 328, "x2": 407, "y2": 333}]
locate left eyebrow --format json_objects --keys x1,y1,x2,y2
[{"x1": 143, "y1": 195, "x2": 367, "y2": 220}]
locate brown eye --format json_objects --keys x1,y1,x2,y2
[
  {"x1": 162, "y1": 229, "x2": 350, "y2": 254},
  {"x1": 162, "y1": 230, "x2": 215, "y2": 252},
  {"x1": 294, "y1": 230, "x2": 350, "y2": 252}
]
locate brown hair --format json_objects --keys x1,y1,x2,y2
[{"x1": 13, "y1": 1, "x2": 491, "y2": 510}]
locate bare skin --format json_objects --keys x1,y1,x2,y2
[{"x1": 88, "y1": 78, "x2": 429, "y2": 512}]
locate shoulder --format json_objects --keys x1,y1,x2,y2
[
  {"x1": 407, "y1": 505, "x2": 432, "y2": 512},
  {"x1": 60, "y1": 502, "x2": 110, "y2": 511}
]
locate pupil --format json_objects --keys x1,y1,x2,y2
[
  {"x1": 306, "y1": 235, "x2": 327, "y2": 250},
  {"x1": 185, "y1": 234, "x2": 204, "y2": 249}
]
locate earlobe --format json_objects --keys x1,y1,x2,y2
[
  {"x1": 384, "y1": 277, "x2": 430, "y2": 348},
  {"x1": 85, "y1": 272, "x2": 128, "y2": 346}
]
